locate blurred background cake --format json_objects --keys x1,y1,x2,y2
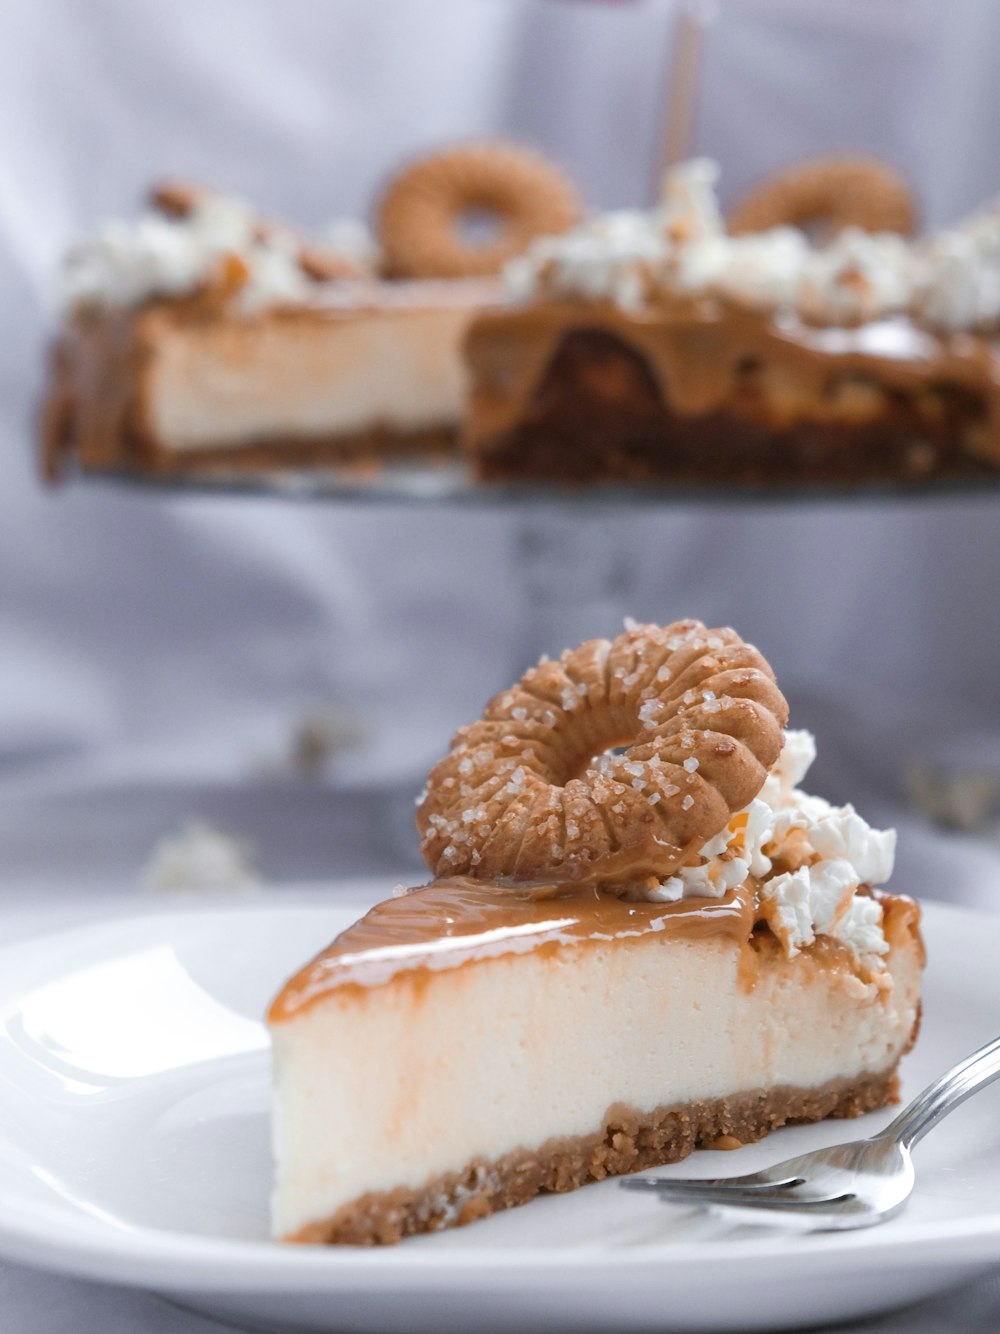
[
  {"x1": 5, "y1": 0, "x2": 1000, "y2": 913},
  {"x1": 466, "y1": 157, "x2": 1000, "y2": 485},
  {"x1": 42, "y1": 145, "x2": 579, "y2": 479}
]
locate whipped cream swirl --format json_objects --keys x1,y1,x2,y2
[{"x1": 639, "y1": 729, "x2": 896, "y2": 976}]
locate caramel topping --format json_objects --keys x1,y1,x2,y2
[
  {"x1": 269, "y1": 876, "x2": 757, "y2": 1022},
  {"x1": 269, "y1": 877, "x2": 921, "y2": 1025},
  {"x1": 464, "y1": 300, "x2": 1000, "y2": 464}
]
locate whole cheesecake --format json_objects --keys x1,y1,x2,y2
[{"x1": 269, "y1": 621, "x2": 923, "y2": 1244}]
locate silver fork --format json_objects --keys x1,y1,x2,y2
[{"x1": 620, "y1": 1035, "x2": 1000, "y2": 1230}]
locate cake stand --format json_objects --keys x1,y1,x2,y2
[
  {"x1": 94, "y1": 458, "x2": 1000, "y2": 671},
  {"x1": 92, "y1": 461, "x2": 1000, "y2": 866}
]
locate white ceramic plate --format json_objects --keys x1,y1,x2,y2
[{"x1": 1, "y1": 895, "x2": 999, "y2": 1334}]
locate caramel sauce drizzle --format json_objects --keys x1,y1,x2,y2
[
  {"x1": 271, "y1": 877, "x2": 758, "y2": 1021},
  {"x1": 269, "y1": 875, "x2": 921, "y2": 1024},
  {"x1": 464, "y1": 299, "x2": 1000, "y2": 462}
]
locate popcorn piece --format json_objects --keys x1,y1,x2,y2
[
  {"x1": 634, "y1": 728, "x2": 897, "y2": 978},
  {"x1": 503, "y1": 157, "x2": 1000, "y2": 334},
  {"x1": 142, "y1": 820, "x2": 263, "y2": 895}
]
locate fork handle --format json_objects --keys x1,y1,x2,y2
[{"x1": 880, "y1": 1033, "x2": 1000, "y2": 1150}]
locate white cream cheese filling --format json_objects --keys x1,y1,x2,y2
[
  {"x1": 145, "y1": 304, "x2": 475, "y2": 447},
  {"x1": 271, "y1": 928, "x2": 922, "y2": 1238}
]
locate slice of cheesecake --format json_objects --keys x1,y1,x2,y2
[
  {"x1": 269, "y1": 725, "x2": 923, "y2": 1245},
  {"x1": 41, "y1": 142, "x2": 584, "y2": 484},
  {"x1": 43, "y1": 277, "x2": 495, "y2": 479},
  {"x1": 40, "y1": 186, "x2": 498, "y2": 480}
]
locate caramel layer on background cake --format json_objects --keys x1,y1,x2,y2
[{"x1": 464, "y1": 301, "x2": 999, "y2": 486}]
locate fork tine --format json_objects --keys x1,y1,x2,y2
[
  {"x1": 622, "y1": 1179, "x2": 856, "y2": 1210},
  {"x1": 623, "y1": 1174, "x2": 805, "y2": 1193}
]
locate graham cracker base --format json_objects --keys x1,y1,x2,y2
[
  {"x1": 286, "y1": 1066, "x2": 899, "y2": 1245},
  {"x1": 111, "y1": 422, "x2": 459, "y2": 478}
]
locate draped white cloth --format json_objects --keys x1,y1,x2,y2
[
  {"x1": 3, "y1": 3, "x2": 1000, "y2": 1327},
  {"x1": 3, "y1": 0, "x2": 1000, "y2": 804}
]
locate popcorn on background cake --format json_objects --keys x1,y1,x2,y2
[
  {"x1": 504, "y1": 156, "x2": 1000, "y2": 334},
  {"x1": 61, "y1": 189, "x2": 377, "y2": 315}
]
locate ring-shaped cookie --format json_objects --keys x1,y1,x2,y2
[
  {"x1": 377, "y1": 142, "x2": 580, "y2": 279},
  {"x1": 417, "y1": 620, "x2": 789, "y2": 887},
  {"x1": 727, "y1": 155, "x2": 916, "y2": 238}
]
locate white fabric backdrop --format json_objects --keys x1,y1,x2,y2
[{"x1": 2, "y1": 0, "x2": 1000, "y2": 883}]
